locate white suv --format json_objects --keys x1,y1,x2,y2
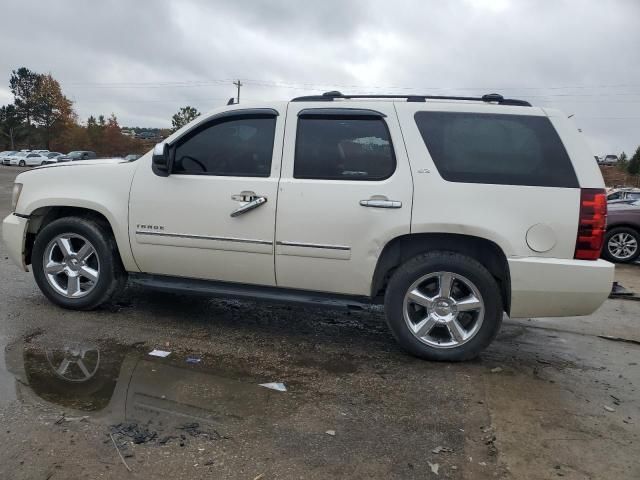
[{"x1": 2, "y1": 92, "x2": 614, "y2": 361}]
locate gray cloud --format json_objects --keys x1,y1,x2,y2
[{"x1": 0, "y1": 0, "x2": 638, "y2": 155}]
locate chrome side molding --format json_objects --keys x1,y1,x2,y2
[
  {"x1": 276, "y1": 241, "x2": 350, "y2": 251},
  {"x1": 135, "y1": 230, "x2": 272, "y2": 246}
]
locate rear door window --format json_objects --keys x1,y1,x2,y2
[
  {"x1": 414, "y1": 111, "x2": 578, "y2": 188},
  {"x1": 294, "y1": 115, "x2": 395, "y2": 181}
]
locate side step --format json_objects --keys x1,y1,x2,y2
[{"x1": 128, "y1": 273, "x2": 372, "y2": 310}]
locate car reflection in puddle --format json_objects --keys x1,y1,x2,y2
[{"x1": 4, "y1": 333, "x2": 285, "y2": 446}]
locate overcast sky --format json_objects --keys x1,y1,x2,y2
[{"x1": 1, "y1": 0, "x2": 638, "y2": 155}]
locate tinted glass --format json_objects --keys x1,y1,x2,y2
[
  {"x1": 415, "y1": 111, "x2": 578, "y2": 187},
  {"x1": 294, "y1": 116, "x2": 395, "y2": 180},
  {"x1": 172, "y1": 116, "x2": 276, "y2": 177}
]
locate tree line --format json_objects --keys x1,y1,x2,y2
[
  {"x1": 0, "y1": 67, "x2": 147, "y2": 156},
  {"x1": 617, "y1": 148, "x2": 640, "y2": 176}
]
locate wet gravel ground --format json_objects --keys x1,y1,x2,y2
[{"x1": 0, "y1": 166, "x2": 639, "y2": 479}]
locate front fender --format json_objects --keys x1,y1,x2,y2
[{"x1": 15, "y1": 162, "x2": 140, "y2": 272}]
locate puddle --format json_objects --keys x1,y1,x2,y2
[{"x1": 2, "y1": 333, "x2": 290, "y2": 443}]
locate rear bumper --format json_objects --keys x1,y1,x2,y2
[
  {"x1": 1, "y1": 213, "x2": 29, "y2": 271},
  {"x1": 508, "y1": 257, "x2": 614, "y2": 318}
]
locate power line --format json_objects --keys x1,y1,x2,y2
[{"x1": 61, "y1": 77, "x2": 640, "y2": 92}]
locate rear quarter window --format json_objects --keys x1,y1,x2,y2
[{"x1": 414, "y1": 111, "x2": 578, "y2": 188}]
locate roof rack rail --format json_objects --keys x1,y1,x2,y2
[{"x1": 291, "y1": 91, "x2": 531, "y2": 107}]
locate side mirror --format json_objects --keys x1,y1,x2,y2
[{"x1": 152, "y1": 142, "x2": 171, "y2": 177}]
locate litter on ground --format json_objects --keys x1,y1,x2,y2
[
  {"x1": 259, "y1": 382, "x2": 287, "y2": 392},
  {"x1": 149, "y1": 349, "x2": 171, "y2": 358}
]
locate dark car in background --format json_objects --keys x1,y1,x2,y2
[{"x1": 602, "y1": 200, "x2": 640, "y2": 263}]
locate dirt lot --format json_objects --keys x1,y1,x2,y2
[{"x1": 0, "y1": 166, "x2": 639, "y2": 479}]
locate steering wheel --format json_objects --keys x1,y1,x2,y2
[{"x1": 179, "y1": 155, "x2": 207, "y2": 172}]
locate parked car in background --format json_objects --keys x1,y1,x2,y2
[
  {"x1": 0, "y1": 151, "x2": 18, "y2": 164},
  {"x1": 607, "y1": 188, "x2": 640, "y2": 204},
  {"x1": 602, "y1": 200, "x2": 640, "y2": 263},
  {"x1": 124, "y1": 154, "x2": 141, "y2": 161},
  {"x1": 59, "y1": 151, "x2": 98, "y2": 161},
  {"x1": 599, "y1": 154, "x2": 618, "y2": 166},
  {"x1": 135, "y1": 131, "x2": 160, "y2": 140},
  {"x1": 42, "y1": 152, "x2": 64, "y2": 165},
  {"x1": 8, "y1": 152, "x2": 28, "y2": 166},
  {"x1": 10, "y1": 152, "x2": 50, "y2": 167}
]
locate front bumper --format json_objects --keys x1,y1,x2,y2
[
  {"x1": 1, "y1": 213, "x2": 29, "y2": 271},
  {"x1": 508, "y1": 257, "x2": 614, "y2": 318}
]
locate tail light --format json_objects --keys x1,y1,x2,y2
[{"x1": 574, "y1": 188, "x2": 607, "y2": 260}]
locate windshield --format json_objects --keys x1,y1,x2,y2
[{"x1": 67, "y1": 151, "x2": 84, "y2": 159}]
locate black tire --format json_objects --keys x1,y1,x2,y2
[
  {"x1": 384, "y1": 251, "x2": 503, "y2": 361},
  {"x1": 19, "y1": 160, "x2": 26, "y2": 167},
  {"x1": 602, "y1": 226, "x2": 640, "y2": 263},
  {"x1": 32, "y1": 217, "x2": 126, "y2": 310}
]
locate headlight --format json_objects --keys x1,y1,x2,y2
[{"x1": 11, "y1": 183, "x2": 22, "y2": 212}]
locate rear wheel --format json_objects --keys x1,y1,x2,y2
[
  {"x1": 32, "y1": 217, "x2": 126, "y2": 310},
  {"x1": 384, "y1": 251, "x2": 503, "y2": 361},
  {"x1": 602, "y1": 227, "x2": 640, "y2": 263}
]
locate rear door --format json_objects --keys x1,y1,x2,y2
[{"x1": 275, "y1": 102, "x2": 413, "y2": 296}]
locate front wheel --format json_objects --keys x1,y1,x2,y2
[
  {"x1": 602, "y1": 227, "x2": 640, "y2": 263},
  {"x1": 384, "y1": 251, "x2": 503, "y2": 361},
  {"x1": 32, "y1": 217, "x2": 126, "y2": 310},
  {"x1": 19, "y1": 160, "x2": 26, "y2": 167}
]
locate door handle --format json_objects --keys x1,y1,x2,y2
[
  {"x1": 360, "y1": 198, "x2": 402, "y2": 208},
  {"x1": 231, "y1": 196, "x2": 267, "y2": 217}
]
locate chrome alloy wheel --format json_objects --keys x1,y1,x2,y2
[
  {"x1": 43, "y1": 233, "x2": 100, "y2": 298},
  {"x1": 403, "y1": 271, "x2": 485, "y2": 348},
  {"x1": 608, "y1": 232, "x2": 638, "y2": 261}
]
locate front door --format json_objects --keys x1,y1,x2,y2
[
  {"x1": 129, "y1": 107, "x2": 285, "y2": 286},
  {"x1": 275, "y1": 102, "x2": 413, "y2": 296}
]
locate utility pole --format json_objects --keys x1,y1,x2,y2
[{"x1": 233, "y1": 79, "x2": 243, "y2": 104}]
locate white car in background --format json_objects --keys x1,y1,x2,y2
[
  {"x1": 42, "y1": 152, "x2": 64, "y2": 164},
  {"x1": 1, "y1": 151, "x2": 19, "y2": 165},
  {"x1": 10, "y1": 152, "x2": 49, "y2": 167}
]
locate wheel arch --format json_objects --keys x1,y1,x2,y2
[
  {"x1": 606, "y1": 223, "x2": 640, "y2": 234},
  {"x1": 24, "y1": 205, "x2": 133, "y2": 271},
  {"x1": 371, "y1": 233, "x2": 511, "y2": 314}
]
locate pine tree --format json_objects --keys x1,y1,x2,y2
[
  {"x1": 171, "y1": 106, "x2": 200, "y2": 132},
  {"x1": 628, "y1": 146, "x2": 640, "y2": 176},
  {"x1": 618, "y1": 151, "x2": 628, "y2": 168}
]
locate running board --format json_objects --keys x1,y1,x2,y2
[{"x1": 128, "y1": 273, "x2": 372, "y2": 310}]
